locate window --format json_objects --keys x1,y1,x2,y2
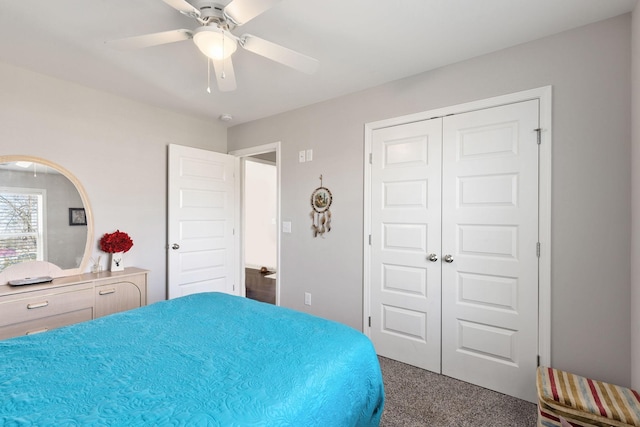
[{"x1": 0, "y1": 188, "x2": 45, "y2": 270}]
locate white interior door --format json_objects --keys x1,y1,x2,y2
[
  {"x1": 370, "y1": 119, "x2": 443, "y2": 372},
  {"x1": 441, "y1": 100, "x2": 539, "y2": 402},
  {"x1": 167, "y1": 144, "x2": 237, "y2": 299}
]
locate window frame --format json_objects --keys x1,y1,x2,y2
[{"x1": 0, "y1": 186, "x2": 47, "y2": 268}]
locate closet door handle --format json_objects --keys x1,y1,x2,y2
[
  {"x1": 443, "y1": 254, "x2": 454, "y2": 263},
  {"x1": 426, "y1": 253, "x2": 438, "y2": 262}
]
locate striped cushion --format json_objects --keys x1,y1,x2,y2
[{"x1": 537, "y1": 367, "x2": 640, "y2": 427}]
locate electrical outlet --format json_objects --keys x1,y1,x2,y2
[
  {"x1": 282, "y1": 221, "x2": 292, "y2": 233},
  {"x1": 304, "y1": 292, "x2": 311, "y2": 306},
  {"x1": 298, "y1": 150, "x2": 306, "y2": 163},
  {"x1": 306, "y1": 149, "x2": 313, "y2": 161}
]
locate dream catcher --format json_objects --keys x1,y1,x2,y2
[{"x1": 310, "y1": 175, "x2": 332, "y2": 237}]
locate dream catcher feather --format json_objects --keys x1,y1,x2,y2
[{"x1": 310, "y1": 175, "x2": 332, "y2": 237}]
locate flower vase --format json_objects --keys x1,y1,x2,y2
[{"x1": 110, "y1": 252, "x2": 124, "y2": 272}]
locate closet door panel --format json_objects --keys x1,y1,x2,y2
[
  {"x1": 441, "y1": 100, "x2": 539, "y2": 403},
  {"x1": 370, "y1": 119, "x2": 443, "y2": 373}
]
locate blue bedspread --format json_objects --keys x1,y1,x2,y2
[{"x1": 0, "y1": 292, "x2": 384, "y2": 426}]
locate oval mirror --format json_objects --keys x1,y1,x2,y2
[{"x1": 0, "y1": 155, "x2": 93, "y2": 278}]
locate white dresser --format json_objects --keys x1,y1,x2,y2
[{"x1": 0, "y1": 267, "x2": 148, "y2": 340}]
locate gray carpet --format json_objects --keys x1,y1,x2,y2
[{"x1": 378, "y1": 356, "x2": 538, "y2": 426}]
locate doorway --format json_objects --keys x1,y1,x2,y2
[
  {"x1": 229, "y1": 142, "x2": 281, "y2": 305},
  {"x1": 243, "y1": 156, "x2": 277, "y2": 304}
]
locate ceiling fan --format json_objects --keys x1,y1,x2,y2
[{"x1": 108, "y1": 0, "x2": 319, "y2": 92}]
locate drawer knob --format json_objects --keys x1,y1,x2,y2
[
  {"x1": 27, "y1": 301, "x2": 49, "y2": 309},
  {"x1": 99, "y1": 289, "x2": 116, "y2": 295}
]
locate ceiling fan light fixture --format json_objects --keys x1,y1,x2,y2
[{"x1": 193, "y1": 26, "x2": 237, "y2": 60}]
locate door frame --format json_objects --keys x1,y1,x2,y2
[
  {"x1": 363, "y1": 86, "x2": 552, "y2": 366},
  {"x1": 229, "y1": 142, "x2": 282, "y2": 305}
]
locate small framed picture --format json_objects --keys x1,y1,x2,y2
[{"x1": 69, "y1": 208, "x2": 87, "y2": 226}]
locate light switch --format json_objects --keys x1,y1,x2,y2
[
  {"x1": 298, "y1": 150, "x2": 306, "y2": 163},
  {"x1": 282, "y1": 221, "x2": 292, "y2": 233},
  {"x1": 306, "y1": 149, "x2": 313, "y2": 162}
]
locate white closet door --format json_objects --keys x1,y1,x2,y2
[
  {"x1": 440, "y1": 100, "x2": 539, "y2": 402},
  {"x1": 370, "y1": 119, "x2": 443, "y2": 372}
]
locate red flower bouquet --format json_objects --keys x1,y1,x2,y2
[{"x1": 100, "y1": 230, "x2": 134, "y2": 253}]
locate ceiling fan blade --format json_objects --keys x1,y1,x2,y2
[
  {"x1": 107, "y1": 29, "x2": 192, "y2": 50},
  {"x1": 212, "y1": 58, "x2": 237, "y2": 92},
  {"x1": 162, "y1": 0, "x2": 201, "y2": 18},
  {"x1": 241, "y1": 35, "x2": 319, "y2": 74},
  {"x1": 224, "y1": 0, "x2": 282, "y2": 26}
]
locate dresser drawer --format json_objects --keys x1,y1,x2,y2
[
  {"x1": 0, "y1": 287, "x2": 94, "y2": 327},
  {"x1": 0, "y1": 308, "x2": 93, "y2": 340},
  {"x1": 95, "y1": 281, "x2": 143, "y2": 318}
]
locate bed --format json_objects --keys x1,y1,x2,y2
[{"x1": 0, "y1": 292, "x2": 384, "y2": 426}]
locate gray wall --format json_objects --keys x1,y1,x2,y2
[
  {"x1": 631, "y1": 5, "x2": 640, "y2": 391},
  {"x1": 228, "y1": 14, "x2": 633, "y2": 386},
  {"x1": 0, "y1": 62, "x2": 227, "y2": 304}
]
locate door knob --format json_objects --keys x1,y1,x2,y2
[
  {"x1": 172, "y1": 243, "x2": 180, "y2": 250},
  {"x1": 443, "y1": 254, "x2": 454, "y2": 263},
  {"x1": 426, "y1": 253, "x2": 438, "y2": 262}
]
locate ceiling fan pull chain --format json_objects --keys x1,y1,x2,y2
[{"x1": 221, "y1": 30, "x2": 227, "y2": 80}]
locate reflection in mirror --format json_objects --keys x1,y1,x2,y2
[{"x1": 0, "y1": 156, "x2": 93, "y2": 277}]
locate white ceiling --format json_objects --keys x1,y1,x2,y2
[{"x1": 0, "y1": 0, "x2": 636, "y2": 126}]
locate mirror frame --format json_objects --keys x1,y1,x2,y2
[{"x1": 0, "y1": 155, "x2": 94, "y2": 277}]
